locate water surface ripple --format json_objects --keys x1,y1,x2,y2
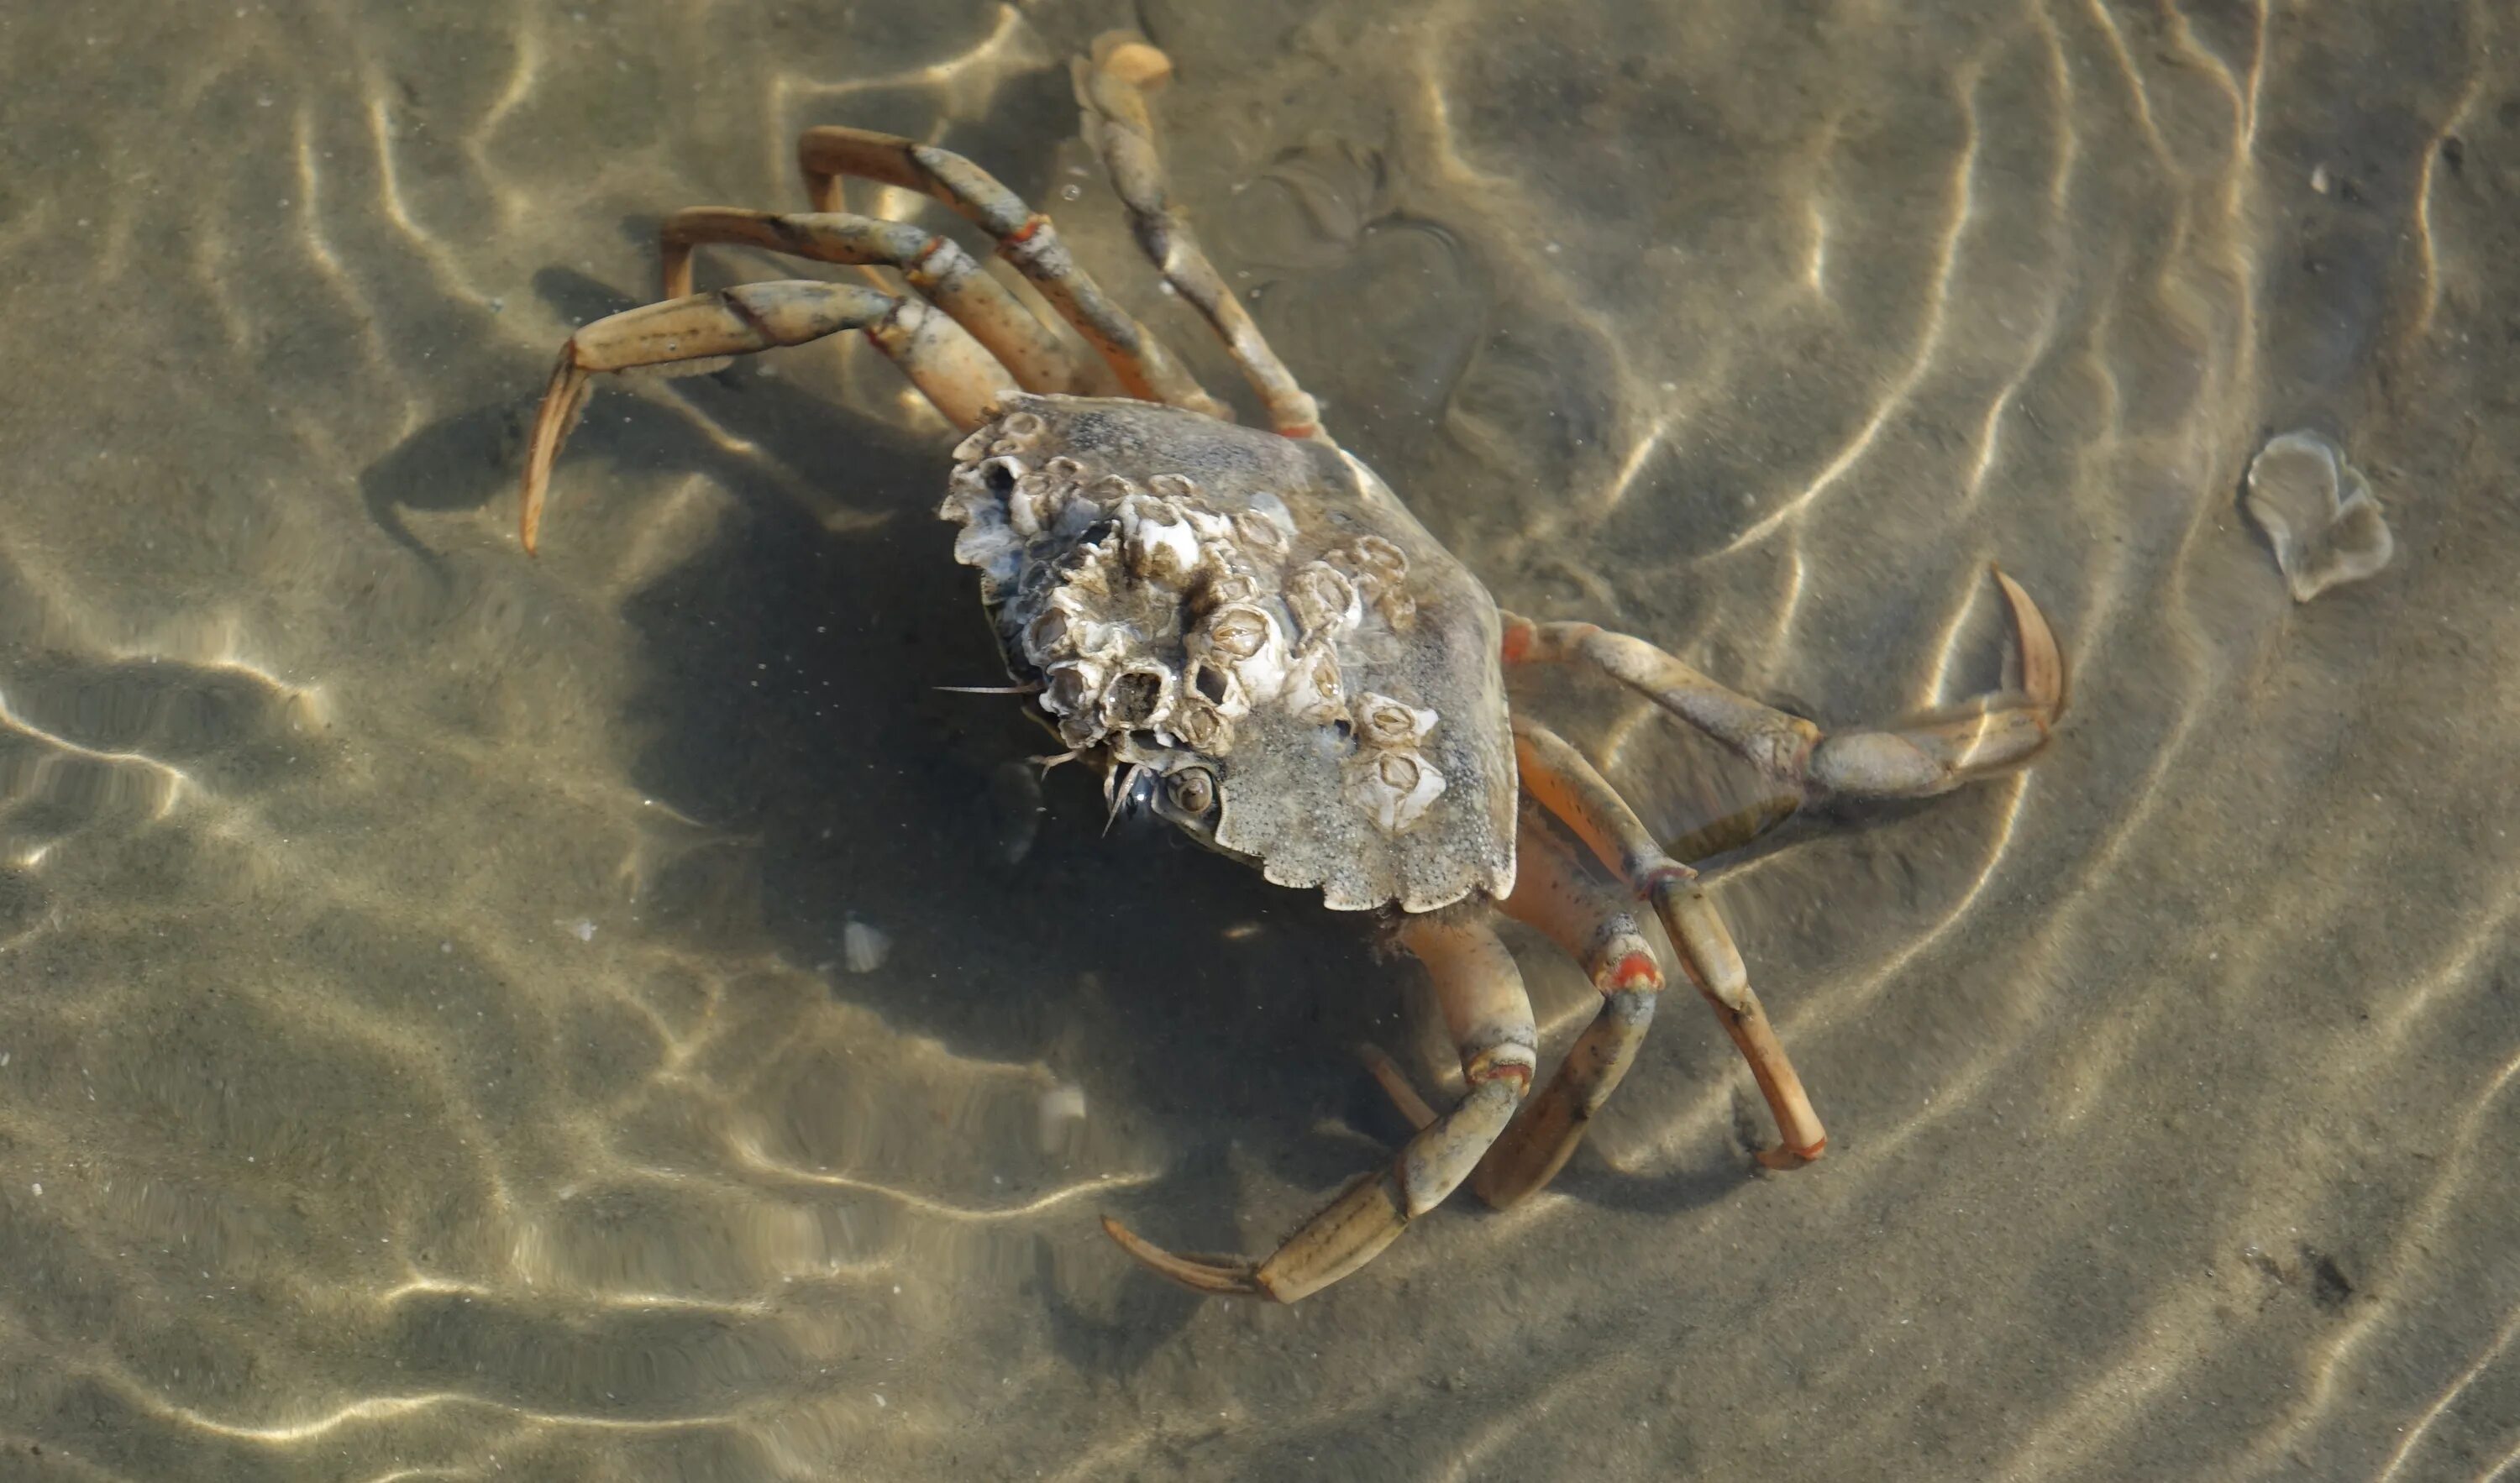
[{"x1": 1, "y1": 1, "x2": 2513, "y2": 1478}]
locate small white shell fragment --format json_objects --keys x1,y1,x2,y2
[
  {"x1": 1037, "y1": 1082, "x2": 1088, "y2": 1152},
  {"x1": 842, "y1": 918, "x2": 891, "y2": 973},
  {"x1": 572, "y1": 920, "x2": 596, "y2": 943},
  {"x1": 2243, "y1": 430, "x2": 2394, "y2": 602}
]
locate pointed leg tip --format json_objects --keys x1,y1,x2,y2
[
  {"x1": 1988, "y1": 566, "x2": 2066, "y2": 715},
  {"x1": 1100, "y1": 1215, "x2": 1271, "y2": 1297},
  {"x1": 1756, "y1": 1137, "x2": 1827, "y2": 1171}
]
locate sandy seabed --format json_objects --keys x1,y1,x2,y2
[{"x1": 1, "y1": 2, "x2": 2515, "y2": 1479}]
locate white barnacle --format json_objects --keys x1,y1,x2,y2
[
  {"x1": 1331, "y1": 537, "x2": 1417, "y2": 628},
  {"x1": 1200, "y1": 605, "x2": 1270, "y2": 659},
  {"x1": 975, "y1": 455, "x2": 1028, "y2": 495},
  {"x1": 1024, "y1": 607, "x2": 1073, "y2": 660},
  {"x1": 951, "y1": 426, "x2": 995, "y2": 464},
  {"x1": 1239, "y1": 490, "x2": 1299, "y2": 546},
  {"x1": 1173, "y1": 697, "x2": 1232, "y2": 755},
  {"x1": 1087, "y1": 474, "x2": 1140, "y2": 508},
  {"x1": 1042, "y1": 659, "x2": 1103, "y2": 717},
  {"x1": 1007, "y1": 468, "x2": 1072, "y2": 538},
  {"x1": 1183, "y1": 506, "x2": 1240, "y2": 545},
  {"x1": 1191, "y1": 601, "x2": 1290, "y2": 702},
  {"x1": 1184, "y1": 655, "x2": 1247, "y2": 721},
  {"x1": 991, "y1": 410, "x2": 1047, "y2": 453},
  {"x1": 1285, "y1": 562, "x2": 1362, "y2": 638},
  {"x1": 1040, "y1": 591, "x2": 1124, "y2": 660},
  {"x1": 1063, "y1": 540, "x2": 1122, "y2": 599},
  {"x1": 1098, "y1": 662, "x2": 1178, "y2": 733},
  {"x1": 1148, "y1": 472, "x2": 1200, "y2": 501},
  {"x1": 1349, "y1": 534, "x2": 1410, "y2": 581},
  {"x1": 1348, "y1": 747, "x2": 1446, "y2": 834},
  {"x1": 1355, "y1": 692, "x2": 1437, "y2": 748},
  {"x1": 1283, "y1": 642, "x2": 1346, "y2": 726},
  {"x1": 1119, "y1": 496, "x2": 1202, "y2": 587},
  {"x1": 1025, "y1": 606, "x2": 1113, "y2": 665},
  {"x1": 1231, "y1": 508, "x2": 1291, "y2": 560}
]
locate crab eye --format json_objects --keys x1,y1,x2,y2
[{"x1": 1166, "y1": 767, "x2": 1217, "y2": 817}]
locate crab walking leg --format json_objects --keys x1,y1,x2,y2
[
  {"x1": 1103, "y1": 911, "x2": 1536, "y2": 1302},
  {"x1": 1472, "y1": 802, "x2": 1667, "y2": 1206},
  {"x1": 795, "y1": 126, "x2": 1227, "y2": 420},
  {"x1": 1514, "y1": 718, "x2": 1828, "y2": 1167},
  {"x1": 519, "y1": 281, "x2": 1016, "y2": 553},
  {"x1": 657, "y1": 208, "x2": 1086, "y2": 394},
  {"x1": 1075, "y1": 35, "x2": 1327, "y2": 442},
  {"x1": 1503, "y1": 568, "x2": 2065, "y2": 803}
]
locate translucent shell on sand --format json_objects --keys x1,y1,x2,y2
[{"x1": 2243, "y1": 429, "x2": 2394, "y2": 603}]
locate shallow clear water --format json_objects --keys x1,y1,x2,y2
[{"x1": 3, "y1": 2, "x2": 2516, "y2": 1478}]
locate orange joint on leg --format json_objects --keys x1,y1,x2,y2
[
  {"x1": 1500, "y1": 615, "x2": 1537, "y2": 664},
  {"x1": 1464, "y1": 1047, "x2": 1536, "y2": 1090},
  {"x1": 906, "y1": 235, "x2": 954, "y2": 280},
  {"x1": 1610, "y1": 951, "x2": 1663, "y2": 991},
  {"x1": 1276, "y1": 423, "x2": 1317, "y2": 439},
  {"x1": 1638, "y1": 862, "x2": 1698, "y2": 896},
  {"x1": 1008, "y1": 214, "x2": 1048, "y2": 244}
]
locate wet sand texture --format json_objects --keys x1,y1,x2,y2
[{"x1": 1, "y1": 1, "x2": 2515, "y2": 1479}]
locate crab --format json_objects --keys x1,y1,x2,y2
[{"x1": 516, "y1": 34, "x2": 2066, "y2": 1303}]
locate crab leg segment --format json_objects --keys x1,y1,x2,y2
[
  {"x1": 1472, "y1": 801, "x2": 1666, "y2": 1207},
  {"x1": 795, "y1": 126, "x2": 1226, "y2": 420},
  {"x1": 1515, "y1": 718, "x2": 1827, "y2": 1168},
  {"x1": 657, "y1": 207, "x2": 1086, "y2": 394},
  {"x1": 518, "y1": 281, "x2": 1016, "y2": 552},
  {"x1": 1075, "y1": 34, "x2": 1327, "y2": 443},
  {"x1": 1103, "y1": 911, "x2": 1535, "y2": 1302},
  {"x1": 1503, "y1": 568, "x2": 2064, "y2": 802}
]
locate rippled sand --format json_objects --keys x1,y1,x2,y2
[{"x1": 3, "y1": 1, "x2": 2515, "y2": 1477}]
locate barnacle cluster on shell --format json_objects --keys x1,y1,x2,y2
[
  {"x1": 937, "y1": 406, "x2": 1447, "y2": 836},
  {"x1": 1345, "y1": 691, "x2": 1446, "y2": 833}
]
